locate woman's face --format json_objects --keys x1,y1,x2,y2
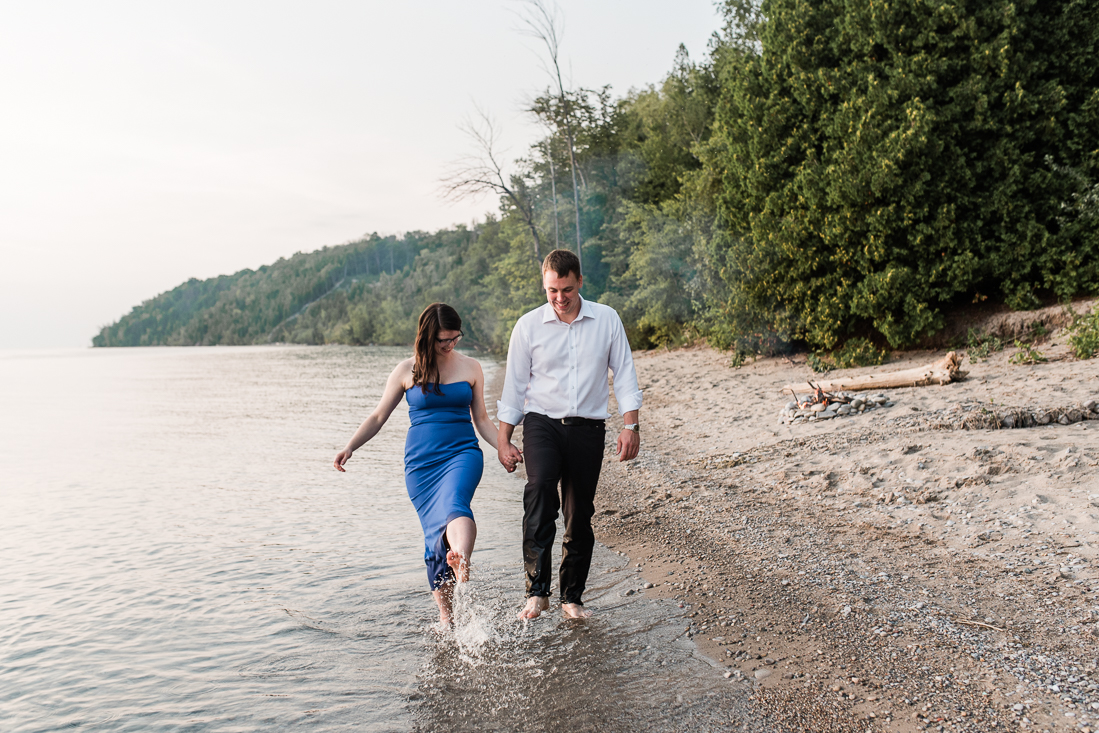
[{"x1": 434, "y1": 329, "x2": 461, "y2": 356}]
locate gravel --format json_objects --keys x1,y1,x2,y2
[
  {"x1": 779, "y1": 392, "x2": 896, "y2": 426},
  {"x1": 593, "y1": 417, "x2": 1099, "y2": 732}
]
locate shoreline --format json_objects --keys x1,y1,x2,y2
[{"x1": 593, "y1": 342, "x2": 1099, "y2": 732}]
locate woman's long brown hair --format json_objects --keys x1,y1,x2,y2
[{"x1": 412, "y1": 303, "x2": 463, "y2": 394}]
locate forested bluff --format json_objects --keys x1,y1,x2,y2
[{"x1": 94, "y1": 0, "x2": 1099, "y2": 358}]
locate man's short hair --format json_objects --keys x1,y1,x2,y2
[{"x1": 541, "y1": 249, "x2": 582, "y2": 280}]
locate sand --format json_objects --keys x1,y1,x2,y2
[{"x1": 588, "y1": 329, "x2": 1099, "y2": 732}]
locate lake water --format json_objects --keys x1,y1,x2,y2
[{"x1": 0, "y1": 345, "x2": 757, "y2": 732}]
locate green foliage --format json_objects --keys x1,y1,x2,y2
[
  {"x1": 965, "y1": 329, "x2": 1005, "y2": 362},
  {"x1": 806, "y1": 352, "x2": 831, "y2": 374},
  {"x1": 619, "y1": 45, "x2": 720, "y2": 207},
  {"x1": 95, "y1": 233, "x2": 427, "y2": 346},
  {"x1": 1067, "y1": 306, "x2": 1099, "y2": 359},
  {"x1": 96, "y1": 3, "x2": 1099, "y2": 358},
  {"x1": 87, "y1": 238, "x2": 424, "y2": 353},
  {"x1": 1009, "y1": 340, "x2": 1047, "y2": 365},
  {"x1": 706, "y1": 0, "x2": 1099, "y2": 350},
  {"x1": 91, "y1": 273, "x2": 248, "y2": 347},
  {"x1": 1026, "y1": 321, "x2": 1050, "y2": 342},
  {"x1": 807, "y1": 337, "x2": 888, "y2": 373},
  {"x1": 834, "y1": 338, "x2": 889, "y2": 369},
  {"x1": 606, "y1": 202, "x2": 698, "y2": 348}
]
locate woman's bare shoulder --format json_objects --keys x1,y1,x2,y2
[
  {"x1": 391, "y1": 358, "x2": 415, "y2": 387},
  {"x1": 457, "y1": 353, "x2": 484, "y2": 377},
  {"x1": 456, "y1": 351, "x2": 482, "y2": 367}
]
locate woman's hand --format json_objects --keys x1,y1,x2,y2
[
  {"x1": 333, "y1": 361, "x2": 411, "y2": 473},
  {"x1": 498, "y1": 442, "x2": 523, "y2": 473}
]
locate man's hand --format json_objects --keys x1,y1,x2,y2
[
  {"x1": 498, "y1": 442, "x2": 524, "y2": 473},
  {"x1": 616, "y1": 429, "x2": 640, "y2": 462}
]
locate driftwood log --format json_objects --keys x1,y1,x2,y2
[{"x1": 782, "y1": 351, "x2": 968, "y2": 395}]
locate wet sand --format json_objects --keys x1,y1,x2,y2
[{"x1": 592, "y1": 331, "x2": 1099, "y2": 732}]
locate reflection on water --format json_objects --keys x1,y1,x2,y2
[{"x1": 0, "y1": 346, "x2": 761, "y2": 732}]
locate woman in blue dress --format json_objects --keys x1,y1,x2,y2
[{"x1": 333, "y1": 303, "x2": 512, "y2": 624}]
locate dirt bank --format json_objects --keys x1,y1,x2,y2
[{"x1": 592, "y1": 335, "x2": 1099, "y2": 732}]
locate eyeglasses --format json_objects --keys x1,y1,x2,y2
[{"x1": 436, "y1": 332, "x2": 463, "y2": 346}]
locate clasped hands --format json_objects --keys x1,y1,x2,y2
[
  {"x1": 497, "y1": 427, "x2": 639, "y2": 472},
  {"x1": 498, "y1": 442, "x2": 524, "y2": 473}
]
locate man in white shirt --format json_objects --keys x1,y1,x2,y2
[{"x1": 497, "y1": 249, "x2": 642, "y2": 620}]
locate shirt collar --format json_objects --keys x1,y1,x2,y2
[{"x1": 541, "y1": 295, "x2": 594, "y2": 324}]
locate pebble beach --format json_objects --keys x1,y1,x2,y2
[{"x1": 584, "y1": 329, "x2": 1099, "y2": 732}]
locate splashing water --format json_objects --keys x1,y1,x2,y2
[
  {"x1": 449, "y1": 570, "x2": 506, "y2": 663},
  {"x1": 411, "y1": 548, "x2": 767, "y2": 733}
]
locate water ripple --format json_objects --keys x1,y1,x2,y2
[{"x1": 0, "y1": 346, "x2": 763, "y2": 732}]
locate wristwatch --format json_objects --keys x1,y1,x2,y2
[{"x1": 623, "y1": 423, "x2": 640, "y2": 433}]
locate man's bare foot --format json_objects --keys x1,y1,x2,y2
[
  {"x1": 518, "y1": 596, "x2": 550, "y2": 620},
  {"x1": 561, "y1": 603, "x2": 592, "y2": 619},
  {"x1": 446, "y1": 550, "x2": 469, "y2": 583}
]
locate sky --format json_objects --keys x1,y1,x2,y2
[{"x1": 0, "y1": 1, "x2": 722, "y2": 348}]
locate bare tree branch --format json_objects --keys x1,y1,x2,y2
[{"x1": 440, "y1": 107, "x2": 542, "y2": 262}]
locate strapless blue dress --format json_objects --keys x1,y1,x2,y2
[{"x1": 404, "y1": 382, "x2": 483, "y2": 590}]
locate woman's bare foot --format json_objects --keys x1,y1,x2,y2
[
  {"x1": 518, "y1": 596, "x2": 550, "y2": 620},
  {"x1": 446, "y1": 550, "x2": 469, "y2": 583},
  {"x1": 433, "y1": 585, "x2": 454, "y2": 625},
  {"x1": 561, "y1": 603, "x2": 592, "y2": 619}
]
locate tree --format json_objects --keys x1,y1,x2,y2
[
  {"x1": 707, "y1": 0, "x2": 1099, "y2": 349},
  {"x1": 541, "y1": 131, "x2": 561, "y2": 248},
  {"x1": 441, "y1": 109, "x2": 543, "y2": 264},
  {"x1": 621, "y1": 45, "x2": 719, "y2": 207},
  {"x1": 518, "y1": 0, "x2": 584, "y2": 270}
]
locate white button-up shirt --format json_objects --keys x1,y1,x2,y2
[{"x1": 496, "y1": 296, "x2": 643, "y2": 425}]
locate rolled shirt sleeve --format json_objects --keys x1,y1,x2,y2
[
  {"x1": 496, "y1": 318, "x2": 530, "y2": 426},
  {"x1": 608, "y1": 312, "x2": 643, "y2": 415}
]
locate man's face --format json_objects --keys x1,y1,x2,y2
[{"x1": 543, "y1": 270, "x2": 583, "y2": 319}]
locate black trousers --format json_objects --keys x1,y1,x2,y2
[{"x1": 521, "y1": 412, "x2": 606, "y2": 605}]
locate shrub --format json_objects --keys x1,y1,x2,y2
[
  {"x1": 706, "y1": 0, "x2": 1099, "y2": 350},
  {"x1": 1008, "y1": 341, "x2": 1047, "y2": 365},
  {"x1": 808, "y1": 337, "x2": 889, "y2": 373},
  {"x1": 1067, "y1": 307, "x2": 1099, "y2": 359},
  {"x1": 965, "y1": 329, "x2": 1005, "y2": 362}
]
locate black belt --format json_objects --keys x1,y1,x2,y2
[
  {"x1": 527, "y1": 412, "x2": 605, "y2": 428},
  {"x1": 558, "y1": 416, "x2": 605, "y2": 427}
]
